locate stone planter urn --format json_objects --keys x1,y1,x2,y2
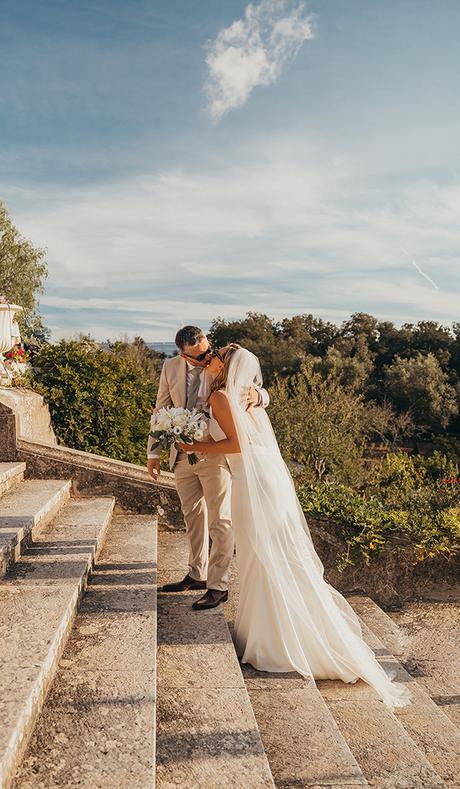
[{"x1": 0, "y1": 300, "x2": 23, "y2": 386}]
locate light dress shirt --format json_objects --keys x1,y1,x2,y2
[{"x1": 186, "y1": 361, "x2": 211, "y2": 412}]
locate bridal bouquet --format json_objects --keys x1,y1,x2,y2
[{"x1": 149, "y1": 407, "x2": 208, "y2": 465}]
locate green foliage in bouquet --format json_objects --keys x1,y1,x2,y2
[{"x1": 30, "y1": 337, "x2": 157, "y2": 464}]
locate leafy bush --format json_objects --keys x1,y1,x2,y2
[
  {"x1": 268, "y1": 359, "x2": 369, "y2": 486},
  {"x1": 298, "y1": 451, "x2": 460, "y2": 570},
  {"x1": 431, "y1": 436, "x2": 460, "y2": 465},
  {"x1": 30, "y1": 337, "x2": 157, "y2": 464},
  {"x1": 366, "y1": 450, "x2": 459, "y2": 502},
  {"x1": 382, "y1": 352, "x2": 458, "y2": 432}
]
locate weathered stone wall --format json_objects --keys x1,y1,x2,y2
[
  {"x1": 0, "y1": 388, "x2": 56, "y2": 446},
  {"x1": 0, "y1": 402, "x2": 17, "y2": 461},
  {"x1": 17, "y1": 439, "x2": 183, "y2": 527},
  {"x1": 307, "y1": 515, "x2": 459, "y2": 609}
]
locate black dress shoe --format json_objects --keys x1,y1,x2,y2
[
  {"x1": 192, "y1": 588, "x2": 229, "y2": 610},
  {"x1": 161, "y1": 574, "x2": 207, "y2": 593}
]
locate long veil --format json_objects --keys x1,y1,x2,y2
[{"x1": 225, "y1": 347, "x2": 412, "y2": 710}]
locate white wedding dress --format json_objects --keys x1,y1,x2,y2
[{"x1": 213, "y1": 348, "x2": 412, "y2": 711}]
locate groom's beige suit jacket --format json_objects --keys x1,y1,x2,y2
[{"x1": 147, "y1": 355, "x2": 189, "y2": 469}]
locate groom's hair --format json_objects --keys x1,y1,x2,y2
[{"x1": 175, "y1": 325, "x2": 205, "y2": 350}]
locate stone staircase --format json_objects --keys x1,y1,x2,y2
[
  {"x1": 11, "y1": 512, "x2": 157, "y2": 788},
  {"x1": 0, "y1": 461, "x2": 458, "y2": 788},
  {"x1": 0, "y1": 462, "x2": 156, "y2": 789},
  {"x1": 223, "y1": 537, "x2": 460, "y2": 789}
]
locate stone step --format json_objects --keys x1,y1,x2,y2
[
  {"x1": 0, "y1": 463, "x2": 25, "y2": 499},
  {"x1": 318, "y1": 604, "x2": 460, "y2": 788},
  {"x1": 12, "y1": 512, "x2": 157, "y2": 789},
  {"x1": 0, "y1": 479, "x2": 71, "y2": 578},
  {"x1": 319, "y1": 674, "x2": 447, "y2": 788},
  {"x1": 344, "y1": 608, "x2": 460, "y2": 787},
  {"x1": 358, "y1": 596, "x2": 460, "y2": 731},
  {"x1": 245, "y1": 677, "x2": 370, "y2": 788},
  {"x1": 0, "y1": 496, "x2": 115, "y2": 789},
  {"x1": 224, "y1": 558, "x2": 368, "y2": 787},
  {"x1": 156, "y1": 531, "x2": 275, "y2": 788},
  {"x1": 346, "y1": 595, "x2": 410, "y2": 658}
]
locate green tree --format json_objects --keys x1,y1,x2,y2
[
  {"x1": 209, "y1": 312, "x2": 294, "y2": 381},
  {"x1": 209, "y1": 311, "x2": 339, "y2": 383},
  {"x1": 280, "y1": 313, "x2": 339, "y2": 356},
  {"x1": 450, "y1": 322, "x2": 460, "y2": 375},
  {"x1": 361, "y1": 398, "x2": 417, "y2": 450},
  {"x1": 383, "y1": 352, "x2": 458, "y2": 433},
  {"x1": 374, "y1": 320, "x2": 411, "y2": 367},
  {"x1": 405, "y1": 320, "x2": 453, "y2": 370},
  {"x1": 339, "y1": 312, "x2": 380, "y2": 351},
  {"x1": 31, "y1": 337, "x2": 157, "y2": 464},
  {"x1": 0, "y1": 201, "x2": 48, "y2": 341},
  {"x1": 314, "y1": 335, "x2": 375, "y2": 395},
  {"x1": 108, "y1": 335, "x2": 164, "y2": 382},
  {"x1": 207, "y1": 310, "x2": 460, "y2": 440},
  {"x1": 268, "y1": 359, "x2": 369, "y2": 485}
]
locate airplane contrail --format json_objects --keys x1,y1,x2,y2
[
  {"x1": 411, "y1": 261, "x2": 439, "y2": 290},
  {"x1": 399, "y1": 247, "x2": 439, "y2": 290}
]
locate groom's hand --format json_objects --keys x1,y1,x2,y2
[
  {"x1": 147, "y1": 458, "x2": 160, "y2": 479},
  {"x1": 246, "y1": 386, "x2": 260, "y2": 410}
]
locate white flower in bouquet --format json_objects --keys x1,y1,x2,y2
[
  {"x1": 154, "y1": 408, "x2": 173, "y2": 431},
  {"x1": 149, "y1": 406, "x2": 207, "y2": 465},
  {"x1": 172, "y1": 412, "x2": 189, "y2": 429}
]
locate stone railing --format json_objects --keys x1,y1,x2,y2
[
  {"x1": 0, "y1": 401, "x2": 16, "y2": 460},
  {"x1": 17, "y1": 438, "x2": 182, "y2": 526},
  {"x1": 0, "y1": 387, "x2": 57, "y2": 445},
  {"x1": 0, "y1": 388, "x2": 182, "y2": 527}
]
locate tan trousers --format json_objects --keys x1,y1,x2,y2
[{"x1": 174, "y1": 452, "x2": 233, "y2": 592}]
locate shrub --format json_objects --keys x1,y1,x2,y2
[
  {"x1": 268, "y1": 360, "x2": 369, "y2": 485},
  {"x1": 298, "y1": 452, "x2": 460, "y2": 570},
  {"x1": 30, "y1": 337, "x2": 157, "y2": 465}
]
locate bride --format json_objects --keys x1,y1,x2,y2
[{"x1": 179, "y1": 343, "x2": 412, "y2": 710}]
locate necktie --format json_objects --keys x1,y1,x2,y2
[{"x1": 186, "y1": 367, "x2": 203, "y2": 409}]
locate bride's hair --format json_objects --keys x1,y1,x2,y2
[{"x1": 208, "y1": 343, "x2": 241, "y2": 400}]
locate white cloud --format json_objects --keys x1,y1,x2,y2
[
  {"x1": 40, "y1": 294, "x2": 362, "y2": 342},
  {"x1": 2, "y1": 134, "x2": 460, "y2": 340},
  {"x1": 204, "y1": 0, "x2": 314, "y2": 122}
]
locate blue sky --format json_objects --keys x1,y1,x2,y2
[{"x1": 1, "y1": 0, "x2": 459, "y2": 341}]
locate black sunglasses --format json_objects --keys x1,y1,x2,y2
[
  {"x1": 210, "y1": 348, "x2": 224, "y2": 363},
  {"x1": 181, "y1": 345, "x2": 224, "y2": 363}
]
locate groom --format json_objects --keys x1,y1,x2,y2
[{"x1": 146, "y1": 325, "x2": 269, "y2": 610}]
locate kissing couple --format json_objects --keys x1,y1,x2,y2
[{"x1": 146, "y1": 325, "x2": 412, "y2": 710}]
